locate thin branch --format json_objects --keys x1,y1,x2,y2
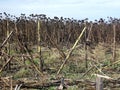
[
  {"x1": 57, "y1": 27, "x2": 86, "y2": 74},
  {"x1": 0, "y1": 30, "x2": 14, "y2": 49},
  {"x1": 0, "y1": 56, "x2": 14, "y2": 73}
]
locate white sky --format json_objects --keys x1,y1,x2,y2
[{"x1": 0, "y1": 0, "x2": 120, "y2": 20}]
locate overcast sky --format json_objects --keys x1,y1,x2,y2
[{"x1": 0, "y1": 0, "x2": 120, "y2": 20}]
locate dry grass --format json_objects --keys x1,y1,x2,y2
[{"x1": 1, "y1": 43, "x2": 120, "y2": 89}]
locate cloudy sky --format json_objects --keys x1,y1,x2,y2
[{"x1": 0, "y1": 0, "x2": 120, "y2": 20}]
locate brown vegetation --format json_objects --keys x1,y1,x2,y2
[{"x1": 0, "y1": 12, "x2": 120, "y2": 89}]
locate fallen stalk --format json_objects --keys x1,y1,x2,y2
[{"x1": 57, "y1": 27, "x2": 86, "y2": 74}]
